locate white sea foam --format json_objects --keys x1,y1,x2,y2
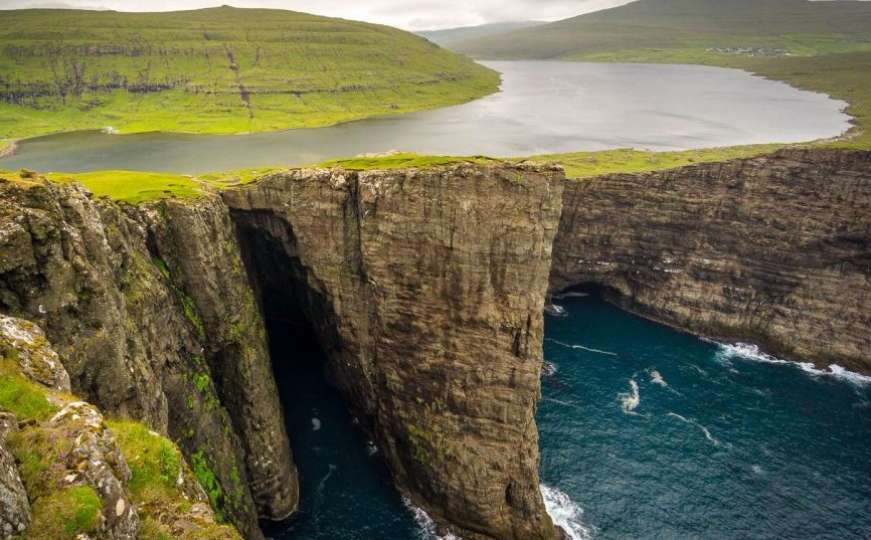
[
  {"x1": 366, "y1": 440, "x2": 378, "y2": 456},
  {"x1": 666, "y1": 412, "x2": 723, "y2": 447},
  {"x1": 311, "y1": 418, "x2": 322, "y2": 431},
  {"x1": 717, "y1": 342, "x2": 871, "y2": 385},
  {"x1": 650, "y1": 370, "x2": 667, "y2": 387},
  {"x1": 752, "y1": 465, "x2": 765, "y2": 475},
  {"x1": 619, "y1": 379, "x2": 640, "y2": 414},
  {"x1": 540, "y1": 484, "x2": 593, "y2": 540},
  {"x1": 403, "y1": 498, "x2": 460, "y2": 540},
  {"x1": 545, "y1": 304, "x2": 568, "y2": 317},
  {"x1": 546, "y1": 338, "x2": 619, "y2": 357},
  {"x1": 543, "y1": 361, "x2": 558, "y2": 377}
]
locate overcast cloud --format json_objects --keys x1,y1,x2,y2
[{"x1": 0, "y1": 0, "x2": 637, "y2": 30}]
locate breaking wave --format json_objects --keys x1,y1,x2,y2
[
  {"x1": 403, "y1": 498, "x2": 460, "y2": 540},
  {"x1": 619, "y1": 379, "x2": 640, "y2": 414},
  {"x1": 649, "y1": 370, "x2": 667, "y2": 387},
  {"x1": 716, "y1": 342, "x2": 871, "y2": 385},
  {"x1": 541, "y1": 484, "x2": 593, "y2": 540}
]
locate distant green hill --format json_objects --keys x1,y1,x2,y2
[
  {"x1": 453, "y1": 0, "x2": 871, "y2": 149},
  {"x1": 417, "y1": 21, "x2": 544, "y2": 47},
  {"x1": 454, "y1": 0, "x2": 871, "y2": 59},
  {"x1": 0, "y1": 7, "x2": 499, "y2": 147}
]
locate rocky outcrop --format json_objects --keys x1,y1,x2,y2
[
  {"x1": 0, "y1": 412, "x2": 29, "y2": 539},
  {"x1": 0, "y1": 181, "x2": 293, "y2": 538},
  {"x1": 0, "y1": 313, "x2": 239, "y2": 540},
  {"x1": 223, "y1": 163, "x2": 564, "y2": 539},
  {"x1": 551, "y1": 148, "x2": 871, "y2": 373}
]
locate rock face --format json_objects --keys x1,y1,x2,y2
[
  {"x1": 0, "y1": 412, "x2": 29, "y2": 539},
  {"x1": 0, "y1": 182, "x2": 294, "y2": 538},
  {"x1": 223, "y1": 163, "x2": 564, "y2": 539},
  {"x1": 551, "y1": 148, "x2": 871, "y2": 373},
  {"x1": 0, "y1": 313, "x2": 238, "y2": 539},
  {"x1": 1, "y1": 163, "x2": 565, "y2": 539}
]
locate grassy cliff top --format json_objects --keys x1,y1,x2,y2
[
  {"x1": 452, "y1": 0, "x2": 871, "y2": 149},
  {"x1": 0, "y1": 6, "x2": 499, "y2": 146}
]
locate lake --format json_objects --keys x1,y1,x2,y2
[{"x1": 0, "y1": 61, "x2": 850, "y2": 174}]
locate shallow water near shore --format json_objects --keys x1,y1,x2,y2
[
  {"x1": 0, "y1": 61, "x2": 850, "y2": 174},
  {"x1": 265, "y1": 292, "x2": 870, "y2": 540}
]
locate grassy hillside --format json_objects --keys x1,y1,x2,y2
[
  {"x1": 418, "y1": 21, "x2": 544, "y2": 46},
  {"x1": 455, "y1": 0, "x2": 871, "y2": 60},
  {"x1": 0, "y1": 6, "x2": 499, "y2": 149},
  {"x1": 453, "y1": 0, "x2": 871, "y2": 149}
]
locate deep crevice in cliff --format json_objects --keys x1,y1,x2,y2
[{"x1": 233, "y1": 217, "x2": 395, "y2": 535}]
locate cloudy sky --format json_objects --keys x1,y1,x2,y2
[{"x1": 0, "y1": 0, "x2": 637, "y2": 30}]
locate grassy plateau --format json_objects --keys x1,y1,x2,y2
[{"x1": 0, "y1": 6, "x2": 499, "y2": 150}]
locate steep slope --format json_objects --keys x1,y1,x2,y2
[
  {"x1": 0, "y1": 6, "x2": 499, "y2": 145},
  {"x1": 454, "y1": 0, "x2": 871, "y2": 60},
  {"x1": 418, "y1": 21, "x2": 544, "y2": 47}
]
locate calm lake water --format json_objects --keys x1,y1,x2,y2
[
  {"x1": 265, "y1": 293, "x2": 871, "y2": 540},
  {"x1": 0, "y1": 61, "x2": 850, "y2": 174}
]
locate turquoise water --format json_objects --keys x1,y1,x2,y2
[{"x1": 265, "y1": 292, "x2": 871, "y2": 539}]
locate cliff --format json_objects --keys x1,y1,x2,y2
[
  {"x1": 0, "y1": 180, "x2": 296, "y2": 538},
  {"x1": 0, "y1": 162, "x2": 565, "y2": 539},
  {"x1": 223, "y1": 164, "x2": 564, "y2": 539},
  {"x1": 551, "y1": 148, "x2": 871, "y2": 373}
]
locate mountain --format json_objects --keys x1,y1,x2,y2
[
  {"x1": 417, "y1": 21, "x2": 544, "y2": 46},
  {"x1": 0, "y1": 7, "x2": 499, "y2": 143},
  {"x1": 453, "y1": 0, "x2": 871, "y2": 59}
]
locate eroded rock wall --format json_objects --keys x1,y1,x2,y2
[
  {"x1": 0, "y1": 182, "x2": 295, "y2": 538},
  {"x1": 224, "y1": 163, "x2": 565, "y2": 540},
  {"x1": 551, "y1": 149, "x2": 871, "y2": 373}
]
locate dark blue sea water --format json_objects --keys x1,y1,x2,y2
[{"x1": 265, "y1": 293, "x2": 871, "y2": 540}]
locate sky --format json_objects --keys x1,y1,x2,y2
[{"x1": 0, "y1": 0, "x2": 637, "y2": 30}]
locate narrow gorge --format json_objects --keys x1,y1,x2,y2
[{"x1": 0, "y1": 148, "x2": 869, "y2": 539}]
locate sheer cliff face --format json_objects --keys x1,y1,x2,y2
[
  {"x1": 551, "y1": 149, "x2": 871, "y2": 374},
  {"x1": 224, "y1": 164, "x2": 564, "y2": 540},
  {"x1": 0, "y1": 163, "x2": 565, "y2": 540},
  {"x1": 0, "y1": 183, "x2": 295, "y2": 539}
]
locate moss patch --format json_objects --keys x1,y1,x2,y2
[
  {"x1": 0, "y1": 357, "x2": 57, "y2": 421},
  {"x1": 191, "y1": 450, "x2": 227, "y2": 523},
  {"x1": 25, "y1": 485, "x2": 102, "y2": 539}
]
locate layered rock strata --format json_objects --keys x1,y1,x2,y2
[
  {"x1": 0, "y1": 181, "x2": 294, "y2": 538},
  {"x1": 1, "y1": 163, "x2": 566, "y2": 539},
  {"x1": 223, "y1": 164, "x2": 564, "y2": 540},
  {"x1": 551, "y1": 148, "x2": 871, "y2": 373}
]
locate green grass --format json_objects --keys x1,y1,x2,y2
[
  {"x1": 0, "y1": 355, "x2": 57, "y2": 421},
  {"x1": 527, "y1": 145, "x2": 782, "y2": 178},
  {"x1": 26, "y1": 485, "x2": 102, "y2": 539},
  {"x1": 0, "y1": 6, "x2": 499, "y2": 142},
  {"x1": 317, "y1": 152, "x2": 497, "y2": 170},
  {"x1": 191, "y1": 449, "x2": 227, "y2": 523},
  {"x1": 108, "y1": 420, "x2": 183, "y2": 500},
  {"x1": 45, "y1": 170, "x2": 203, "y2": 203},
  {"x1": 455, "y1": 0, "x2": 871, "y2": 61}
]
